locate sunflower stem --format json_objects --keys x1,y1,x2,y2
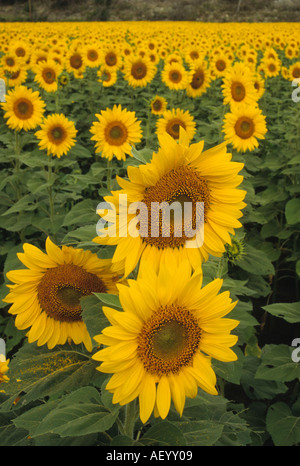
[
  {"x1": 122, "y1": 400, "x2": 139, "y2": 439},
  {"x1": 106, "y1": 158, "x2": 112, "y2": 191}
]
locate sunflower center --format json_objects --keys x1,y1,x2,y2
[
  {"x1": 105, "y1": 122, "x2": 128, "y2": 146},
  {"x1": 6, "y1": 57, "x2": 15, "y2": 67},
  {"x1": 268, "y1": 63, "x2": 276, "y2": 72},
  {"x1": 88, "y1": 50, "x2": 98, "y2": 61},
  {"x1": 70, "y1": 53, "x2": 82, "y2": 69},
  {"x1": 16, "y1": 47, "x2": 25, "y2": 57},
  {"x1": 105, "y1": 52, "x2": 117, "y2": 66},
  {"x1": 141, "y1": 165, "x2": 209, "y2": 249},
  {"x1": 231, "y1": 81, "x2": 246, "y2": 102},
  {"x1": 234, "y1": 116, "x2": 255, "y2": 139},
  {"x1": 48, "y1": 125, "x2": 67, "y2": 144},
  {"x1": 131, "y1": 61, "x2": 147, "y2": 79},
  {"x1": 42, "y1": 68, "x2": 56, "y2": 84},
  {"x1": 166, "y1": 118, "x2": 186, "y2": 139},
  {"x1": 153, "y1": 99, "x2": 162, "y2": 111},
  {"x1": 13, "y1": 98, "x2": 34, "y2": 120},
  {"x1": 292, "y1": 67, "x2": 300, "y2": 78},
  {"x1": 190, "y1": 51, "x2": 199, "y2": 60},
  {"x1": 216, "y1": 59, "x2": 226, "y2": 71},
  {"x1": 191, "y1": 69, "x2": 204, "y2": 89},
  {"x1": 169, "y1": 70, "x2": 182, "y2": 83},
  {"x1": 137, "y1": 304, "x2": 201, "y2": 376},
  {"x1": 37, "y1": 264, "x2": 107, "y2": 322}
]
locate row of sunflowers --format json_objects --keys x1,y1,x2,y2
[{"x1": 0, "y1": 21, "x2": 299, "y2": 446}]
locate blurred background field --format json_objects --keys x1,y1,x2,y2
[{"x1": 0, "y1": 0, "x2": 300, "y2": 23}]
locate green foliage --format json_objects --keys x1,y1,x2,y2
[{"x1": 0, "y1": 33, "x2": 300, "y2": 448}]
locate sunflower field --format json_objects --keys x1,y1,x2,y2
[{"x1": 0, "y1": 20, "x2": 300, "y2": 448}]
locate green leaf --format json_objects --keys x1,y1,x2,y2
[
  {"x1": 141, "y1": 421, "x2": 186, "y2": 446},
  {"x1": 62, "y1": 199, "x2": 98, "y2": 227},
  {"x1": 94, "y1": 292, "x2": 122, "y2": 310},
  {"x1": 262, "y1": 302, "x2": 300, "y2": 323},
  {"x1": 266, "y1": 402, "x2": 300, "y2": 446},
  {"x1": 1, "y1": 343, "x2": 98, "y2": 410},
  {"x1": 285, "y1": 198, "x2": 300, "y2": 225},
  {"x1": 241, "y1": 356, "x2": 287, "y2": 400},
  {"x1": 81, "y1": 294, "x2": 110, "y2": 345},
  {"x1": 237, "y1": 244, "x2": 275, "y2": 276},
  {"x1": 32, "y1": 387, "x2": 118, "y2": 438},
  {"x1": 255, "y1": 344, "x2": 300, "y2": 382},
  {"x1": 178, "y1": 420, "x2": 223, "y2": 446},
  {"x1": 213, "y1": 347, "x2": 244, "y2": 385}
]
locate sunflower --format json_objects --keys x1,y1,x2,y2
[
  {"x1": 1, "y1": 53, "x2": 21, "y2": 73},
  {"x1": 161, "y1": 61, "x2": 190, "y2": 91},
  {"x1": 94, "y1": 128, "x2": 246, "y2": 277},
  {"x1": 262, "y1": 58, "x2": 281, "y2": 78},
  {"x1": 5, "y1": 67, "x2": 28, "y2": 87},
  {"x1": 90, "y1": 104, "x2": 143, "y2": 161},
  {"x1": 222, "y1": 103, "x2": 267, "y2": 152},
  {"x1": 253, "y1": 73, "x2": 265, "y2": 100},
  {"x1": 156, "y1": 108, "x2": 196, "y2": 142},
  {"x1": 1, "y1": 85, "x2": 45, "y2": 132},
  {"x1": 150, "y1": 95, "x2": 168, "y2": 115},
  {"x1": 221, "y1": 62, "x2": 258, "y2": 108},
  {"x1": 289, "y1": 62, "x2": 300, "y2": 81},
  {"x1": 101, "y1": 47, "x2": 122, "y2": 71},
  {"x1": 97, "y1": 66, "x2": 118, "y2": 87},
  {"x1": 3, "y1": 237, "x2": 121, "y2": 352},
  {"x1": 122, "y1": 55, "x2": 157, "y2": 88},
  {"x1": 34, "y1": 59, "x2": 62, "y2": 93},
  {"x1": 65, "y1": 47, "x2": 85, "y2": 77},
  {"x1": 186, "y1": 60, "x2": 211, "y2": 98},
  {"x1": 83, "y1": 43, "x2": 102, "y2": 68},
  {"x1": 0, "y1": 355, "x2": 9, "y2": 384},
  {"x1": 92, "y1": 262, "x2": 239, "y2": 423},
  {"x1": 35, "y1": 113, "x2": 77, "y2": 158},
  {"x1": 210, "y1": 52, "x2": 231, "y2": 78}
]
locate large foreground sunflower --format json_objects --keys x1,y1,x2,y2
[
  {"x1": 35, "y1": 113, "x2": 77, "y2": 158},
  {"x1": 3, "y1": 238, "x2": 120, "y2": 351},
  {"x1": 1, "y1": 85, "x2": 45, "y2": 132},
  {"x1": 92, "y1": 262, "x2": 239, "y2": 423},
  {"x1": 90, "y1": 104, "x2": 142, "y2": 161},
  {"x1": 94, "y1": 128, "x2": 246, "y2": 277}
]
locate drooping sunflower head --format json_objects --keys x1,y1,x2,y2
[
  {"x1": 3, "y1": 238, "x2": 121, "y2": 351},
  {"x1": 35, "y1": 113, "x2": 77, "y2": 158},
  {"x1": 225, "y1": 237, "x2": 245, "y2": 264},
  {"x1": 1, "y1": 85, "x2": 45, "y2": 132},
  {"x1": 92, "y1": 262, "x2": 239, "y2": 423},
  {"x1": 90, "y1": 104, "x2": 143, "y2": 161}
]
